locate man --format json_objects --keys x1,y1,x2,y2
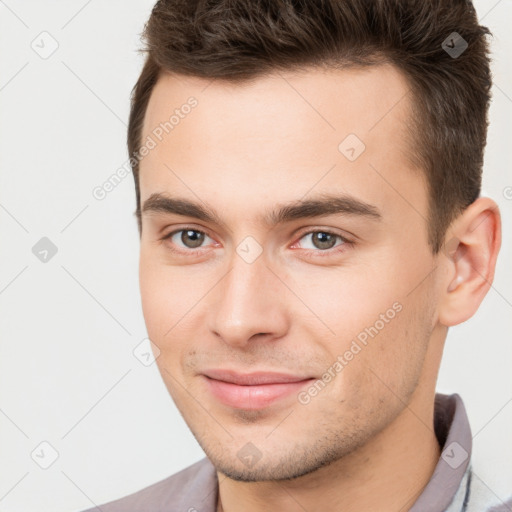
[{"x1": 82, "y1": 0, "x2": 510, "y2": 511}]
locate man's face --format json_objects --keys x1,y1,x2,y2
[{"x1": 138, "y1": 64, "x2": 441, "y2": 481}]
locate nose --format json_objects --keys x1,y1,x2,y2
[{"x1": 207, "y1": 250, "x2": 289, "y2": 349}]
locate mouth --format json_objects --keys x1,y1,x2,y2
[{"x1": 201, "y1": 369, "x2": 315, "y2": 410}]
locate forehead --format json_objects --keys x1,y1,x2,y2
[
  {"x1": 142, "y1": 64, "x2": 414, "y2": 147},
  {"x1": 139, "y1": 64, "x2": 426, "y2": 229}
]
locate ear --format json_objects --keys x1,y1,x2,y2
[{"x1": 437, "y1": 197, "x2": 501, "y2": 327}]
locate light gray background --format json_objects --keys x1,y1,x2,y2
[{"x1": 0, "y1": 1, "x2": 510, "y2": 511}]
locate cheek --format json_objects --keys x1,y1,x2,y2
[
  {"x1": 287, "y1": 263, "x2": 404, "y2": 342},
  {"x1": 347, "y1": 295, "x2": 433, "y2": 403},
  {"x1": 292, "y1": 262, "x2": 433, "y2": 393},
  {"x1": 139, "y1": 258, "x2": 163, "y2": 333},
  {"x1": 139, "y1": 253, "x2": 215, "y2": 355},
  {"x1": 139, "y1": 254, "x2": 184, "y2": 341},
  {"x1": 139, "y1": 261, "x2": 195, "y2": 395}
]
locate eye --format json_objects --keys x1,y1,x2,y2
[
  {"x1": 161, "y1": 228, "x2": 215, "y2": 253},
  {"x1": 293, "y1": 230, "x2": 351, "y2": 255},
  {"x1": 160, "y1": 227, "x2": 352, "y2": 258}
]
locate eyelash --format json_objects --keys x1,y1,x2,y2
[{"x1": 160, "y1": 227, "x2": 353, "y2": 258}]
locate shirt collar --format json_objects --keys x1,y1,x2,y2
[{"x1": 410, "y1": 393, "x2": 472, "y2": 511}]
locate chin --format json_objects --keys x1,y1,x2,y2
[{"x1": 206, "y1": 444, "x2": 347, "y2": 483}]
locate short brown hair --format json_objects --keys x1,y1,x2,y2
[{"x1": 128, "y1": 0, "x2": 492, "y2": 253}]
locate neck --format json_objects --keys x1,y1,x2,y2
[{"x1": 216, "y1": 387, "x2": 441, "y2": 512}]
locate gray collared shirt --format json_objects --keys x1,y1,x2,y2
[{"x1": 81, "y1": 393, "x2": 512, "y2": 512}]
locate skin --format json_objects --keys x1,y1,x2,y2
[{"x1": 137, "y1": 64, "x2": 501, "y2": 512}]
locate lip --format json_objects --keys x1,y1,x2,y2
[{"x1": 201, "y1": 369, "x2": 315, "y2": 410}]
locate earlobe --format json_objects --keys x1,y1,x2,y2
[{"x1": 437, "y1": 197, "x2": 501, "y2": 327}]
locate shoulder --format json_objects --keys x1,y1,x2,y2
[{"x1": 79, "y1": 457, "x2": 217, "y2": 512}]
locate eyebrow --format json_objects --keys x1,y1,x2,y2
[{"x1": 140, "y1": 192, "x2": 382, "y2": 228}]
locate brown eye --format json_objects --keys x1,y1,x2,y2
[
  {"x1": 311, "y1": 232, "x2": 338, "y2": 250},
  {"x1": 163, "y1": 228, "x2": 214, "y2": 252},
  {"x1": 298, "y1": 231, "x2": 345, "y2": 251},
  {"x1": 180, "y1": 229, "x2": 205, "y2": 248}
]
